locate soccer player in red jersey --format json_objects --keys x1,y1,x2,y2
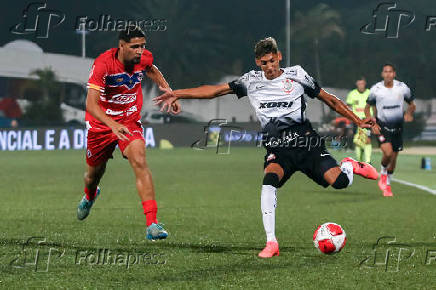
[{"x1": 77, "y1": 27, "x2": 179, "y2": 240}]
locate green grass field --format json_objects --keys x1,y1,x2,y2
[{"x1": 0, "y1": 147, "x2": 435, "y2": 289}]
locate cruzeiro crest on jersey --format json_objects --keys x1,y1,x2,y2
[{"x1": 106, "y1": 71, "x2": 144, "y2": 90}]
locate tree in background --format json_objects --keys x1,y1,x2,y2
[
  {"x1": 292, "y1": 3, "x2": 345, "y2": 119},
  {"x1": 125, "y1": 0, "x2": 229, "y2": 90},
  {"x1": 22, "y1": 68, "x2": 64, "y2": 126}
]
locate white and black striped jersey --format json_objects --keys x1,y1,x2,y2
[
  {"x1": 366, "y1": 80, "x2": 414, "y2": 125},
  {"x1": 228, "y1": 66, "x2": 320, "y2": 129}
]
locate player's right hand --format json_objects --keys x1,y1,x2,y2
[
  {"x1": 371, "y1": 123, "x2": 381, "y2": 135},
  {"x1": 110, "y1": 122, "x2": 132, "y2": 141}
]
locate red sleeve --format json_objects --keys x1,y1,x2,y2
[
  {"x1": 141, "y1": 49, "x2": 153, "y2": 69},
  {"x1": 87, "y1": 57, "x2": 107, "y2": 93}
]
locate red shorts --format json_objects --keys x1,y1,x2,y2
[{"x1": 86, "y1": 121, "x2": 145, "y2": 166}]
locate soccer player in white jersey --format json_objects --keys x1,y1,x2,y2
[
  {"x1": 153, "y1": 37, "x2": 380, "y2": 258},
  {"x1": 365, "y1": 64, "x2": 416, "y2": 197}
]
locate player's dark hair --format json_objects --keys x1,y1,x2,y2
[
  {"x1": 357, "y1": 76, "x2": 366, "y2": 82},
  {"x1": 383, "y1": 63, "x2": 396, "y2": 71},
  {"x1": 254, "y1": 37, "x2": 278, "y2": 59},
  {"x1": 118, "y1": 26, "x2": 145, "y2": 42}
]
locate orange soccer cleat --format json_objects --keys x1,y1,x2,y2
[
  {"x1": 341, "y1": 157, "x2": 378, "y2": 180},
  {"x1": 378, "y1": 174, "x2": 387, "y2": 191},
  {"x1": 383, "y1": 185, "x2": 393, "y2": 197},
  {"x1": 258, "y1": 241, "x2": 280, "y2": 258}
]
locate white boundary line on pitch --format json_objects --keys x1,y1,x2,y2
[{"x1": 392, "y1": 178, "x2": 436, "y2": 196}]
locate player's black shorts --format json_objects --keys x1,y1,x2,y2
[
  {"x1": 262, "y1": 120, "x2": 338, "y2": 188},
  {"x1": 376, "y1": 121, "x2": 403, "y2": 152}
]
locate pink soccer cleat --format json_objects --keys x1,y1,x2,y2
[
  {"x1": 258, "y1": 241, "x2": 280, "y2": 258},
  {"x1": 341, "y1": 157, "x2": 378, "y2": 180},
  {"x1": 383, "y1": 185, "x2": 393, "y2": 197}
]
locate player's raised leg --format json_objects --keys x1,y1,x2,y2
[
  {"x1": 340, "y1": 157, "x2": 378, "y2": 180},
  {"x1": 258, "y1": 163, "x2": 283, "y2": 258},
  {"x1": 77, "y1": 162, "x2": 106, "y2": 220},
  {"x1": 123, "y1": 139, "x2": 168, "y2": 240}
]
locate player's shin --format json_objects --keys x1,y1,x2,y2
[
  {"x1": 355, "y1": 147, "x2": 362, "y2": 161},
  {"x1": 333, "y1": 162, "x2": 353, "y2": 189},
  {"x1": 261, "y1": 185, "x2": 277, "y2": 242},
  {"x1": 142, "y1": 200, "x2": 158, "y2": 226},
  {"x1": 364, "y1": 144, "x2": 372, "y2": 163}
]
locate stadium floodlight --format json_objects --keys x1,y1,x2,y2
[{"x1": 286, "y1": 0, "x2": 291, "y2": 67}]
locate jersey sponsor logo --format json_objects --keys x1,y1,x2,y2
[
  {"x1": 382, "y1": 105, "x2": 400, "y2": 109},
  {"x1": 105, "y1": 71, "x2": 144, "y2": 89},
  {"x1": 105, "y1": 105, "x2": 138, "y2": 116},
  {"x1": 255, "y1": 84, "x2": 266, "y2": 90},
  {"x1": 100, "y1": 93, "x2": 137, "y2": 105},
  {"x1": 259, "y1": 101, "x2": 294, "y2": 109},
  {"x1": 126, "y1": 105, "x2": 137, "y2": 116},
  {"x1": 283, "y1": 79, "x2": 294, "y2": 93},
  {"x1": 266, "y1": 153, "x2": 276, "y2": 162}
]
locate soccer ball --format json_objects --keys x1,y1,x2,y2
[{"x1": 313, "y1": 222, "x2": 347, "y2": 254}]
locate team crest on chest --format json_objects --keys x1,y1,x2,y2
[{"x1": 283, "y1": 79, "x2": 294, "y2": 93}]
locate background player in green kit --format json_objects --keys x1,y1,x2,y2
[{"x1": 346, "y1": 78, "x2": 372, "y2": 163}]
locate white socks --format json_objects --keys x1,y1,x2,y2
[
  {"x1": 340, "y1": 161, "x2": 354, "y2": 187},
  {"x1": 381, "y1": 165, "x2": 387, "y2": 175},
  {"x1": 387, "y1": 174, "x2": 391, "y2": 185},
  {"x1": 261, "y1": 185, "x2": 277, "y2": 242}
]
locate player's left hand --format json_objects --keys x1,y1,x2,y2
[
  {"x1": 170, "y1": 100, "x2": 181, "y2": 115},
  {"x1": 404, "y1": 113, "x2": 414, "y2": 122},
  {"x1": 359, "y1": 117, "x2": 380, "y2": 134}
]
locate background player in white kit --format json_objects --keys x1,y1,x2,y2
[
  {"x1": 365, "y1": 64, "x2": 416, "y2": 197},
  {"x1": 153, "y1": 37, "x2": 379, "y2": 258}
]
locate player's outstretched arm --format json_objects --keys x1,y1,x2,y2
[
  {"x1": 317, "y1": 89, "x2": 379, "y2": 131},
  {"x1": 86, "y1": 88, "x2": 131, "y2": 140},
  {"x1": 145, "y1": 65, "x2": 181, "y2": 114},
  {"x1": 153, "y1": 83, "x2": 233, "y2": 113}
]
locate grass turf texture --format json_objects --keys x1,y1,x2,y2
[{"x1": 0, "y1": 148, "x2": 435, "y2": 289}]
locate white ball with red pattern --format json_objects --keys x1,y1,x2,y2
[{"x1": 313, "y1": 222, "x2": 347, "y2": 254}]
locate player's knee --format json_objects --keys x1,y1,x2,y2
[
  {"x1": 263, "y1": 173, "x2": 280, "y2": 188},
  {"x1": 129, "y1": 155, "x2": 147, "y2": 170},
  {"x1": 331, "y1": 172, "x2": 350, "y2": 189}
]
